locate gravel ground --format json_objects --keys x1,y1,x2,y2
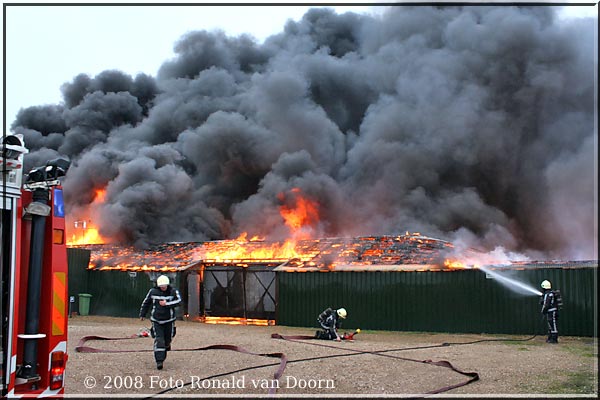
[{"x1": 65, "y1": 316, "x2": 598, "y2": 398}]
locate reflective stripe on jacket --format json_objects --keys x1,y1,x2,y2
[
  {"x1": 140, "y1": 285, "x2": 182, "y2": 323},
  {"x1": 541, "y1": 291, "x2": 556, "y2": 314}
]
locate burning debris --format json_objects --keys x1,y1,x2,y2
[
  {"x1": 82, "y1": 242, "x2": 202, "y2": 272},
  {"x1": 81, "y1": 232, "x2": 598, "y2": 273},
  {"x1": 82, "y1": 232, "x2": 491, "y2": 272}
]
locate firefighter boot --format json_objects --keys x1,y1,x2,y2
[{"x1": 315, "y1": 330, "x2": 329, "y2": 340}]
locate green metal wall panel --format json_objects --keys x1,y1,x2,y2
[
  {"x1": 67, "y1": 248, "x2": 182, "y2": 317},
  {"x1": 67, "y1": 247, "x2": 91, "y2": 293},
  {"x1": 66, "y1": 247, "x2": 91, "y2": 314},
  {"x1": 67, "y1": 247, "x2": 191, "y2": 318},
  {"x1": 84, "y1": 271, "x2": 181, "y2": 318},
  {"x1": 277, "y1": 268, "x2": 596, "y2": 336}
]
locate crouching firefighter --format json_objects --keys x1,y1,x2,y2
[
  {"x1": 315, "y1": 307, "x2": 347, "y2": 341},
  {"x1": 140, "y1": 275, "x2": 182, "y2": 369},
  {"x1": 540, "y1": 280, "x2": 560, "y2": 344}
]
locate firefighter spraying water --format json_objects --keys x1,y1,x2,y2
[
  {"x1": 539, "y1": 280, "x2": 562, "y2": 344},
  {"x1": 2, "y1": 134, "x2": 71, "y2": 397}
]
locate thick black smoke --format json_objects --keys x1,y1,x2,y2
[{"x1": 11, "y1": 6, "x2": 597, "y2": 258}]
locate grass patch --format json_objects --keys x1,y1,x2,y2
[
  {"x1": 547, "y1": 369, "x2": 598, "y2": 394},
  {"x1": 560, "y1": 342, "x2": 598, "y2": 358}
]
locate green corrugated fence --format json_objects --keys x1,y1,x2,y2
[
  {"x1": 67, "y1": 247, "x2": 92, "y2": 316},
  {"x1": 68, "y1": 246, "x2": 596, "y2": 336},
  {"x1": 276, "y1": 268, "x2": 597, "y2": 336},
  {"x1": 66, "y1": 248, "x2": 180, "y2": 318},
  {"x1": 84, "y1": 270, "x2": 180, "y2": 318}
]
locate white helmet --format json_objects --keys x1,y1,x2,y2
[
  {"x1": 337, "y1": 308, "x2": 347, "y2": 319},
  {"x1": 157, "y1": 275, "x2": 170, "y2": 286},
  {"x1": 541, "y1": 280, "x2": 551, "y2": 290}
]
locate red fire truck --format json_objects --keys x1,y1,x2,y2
[{"x1": 2, "y1": 134, "x2": 70, "y2": 397}]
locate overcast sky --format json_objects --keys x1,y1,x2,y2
[
  {"x1": 2, "y1": 2, "x2": 597, "y2": 133},
  {"x1": 2, "y1": 3, "x2": 379, "y2": 132}
]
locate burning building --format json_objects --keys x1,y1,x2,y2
[
  {"x1": 74, "y1": 232, "x2": 460, "y2": 321},
  {"x1": 67, "y1": 233, "x2": 597, "y2": 336},
  {"x1": 65, "y1": 173, "x2": 596, "y2": 335}
]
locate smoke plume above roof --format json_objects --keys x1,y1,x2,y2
[{"x1": 11, "y1": 6, "x2": 597, "y2": 259}]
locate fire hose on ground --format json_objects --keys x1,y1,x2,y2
[
  {"x1": 74, "y1": 328, "x2": 539, "y2": 397},
  {"x1": 75, "y1": 333, "x2": 286, "y2": 395}
]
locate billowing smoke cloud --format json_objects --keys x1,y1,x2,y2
[{"x1": 11, "y1": 6, "x2": 596, "y2": 258}]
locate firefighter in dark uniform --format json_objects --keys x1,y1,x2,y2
[
  {"x1": 140, "y1": 275, "x2": 182, "y2": 369},
  {"x1": 540, "y1": 280, "x2": 559, "y2": 344},
  {"x1": 315, "y1": 307, "x2": 347, "y2": 341}
]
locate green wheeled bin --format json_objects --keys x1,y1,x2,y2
[{"x1": 78, "y1": 293, "x2": 92, "y2": 316}]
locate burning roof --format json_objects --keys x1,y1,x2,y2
[
  {"x1": 79, "y1": 232, "x2": 480, "y2": 272},
  {"x1": 76, "y1": 232, "x2": 598, "y2": 273},
  {"x1": 81, "y1": 242, "x2": 201, "y2": 272}
]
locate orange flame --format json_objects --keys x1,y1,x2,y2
[
  {"x1": 68, "y1": 223, "x2": 105, "y2": 246},
  {"x1": 444, "y1": 259, "x2": 471, "y2": 269},
  {"x1": 199, "y1": 235, "x2": 309, "y2": 262},
  {"x1": 278, "y1": 187, "x2": 319, "y2": 239},
  {"x1": 198, "y1": 188, "x2": 320, "y2": 262},
  {"x1": 94, "y1": 188, "x2": 106, "y2": 203},
  {"x1": 201, "y1": 316, "x2": 274, "y2": 326},
  {"x1": 66, "y1": 188, "x2": 109, "y2": 245}
]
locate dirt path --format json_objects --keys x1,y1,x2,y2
[{"x1": 65, "y1": 316, "x2": 597, "y2": 397}]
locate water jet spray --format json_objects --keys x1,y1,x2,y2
[{"x1": 477, "y1": 265, "x2": 542, "y2": 296}]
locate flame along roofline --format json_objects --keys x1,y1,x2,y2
[
  {"x1": 85, "y1": 259, "x2": 598, "y2": 272},
  {"x1": 70, "y1": 235, "x2": 598, "y2": 273}
]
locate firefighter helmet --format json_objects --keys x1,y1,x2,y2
[
  {"x1": 541, "y1": 280, "x2": 551, "y2": 289},
  {"x1": 157, "y1": 275, "x2": 170, "y2": 286},
  {"x1": 337, "y1": 308, "x2": 347, "y2": 319}
]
